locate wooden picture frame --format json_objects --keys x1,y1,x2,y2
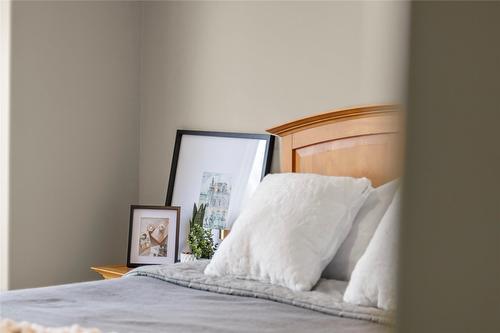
[{"x1": 127, "y1": 205, "x2": 180, "y2": 267}]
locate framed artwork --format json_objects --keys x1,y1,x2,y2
[
  {"x1": 165, "y1": 130, "x2": 274, "y2": 252},
  {"x1": 127, "y1": 205, "x2": 180, "y2": 267}
]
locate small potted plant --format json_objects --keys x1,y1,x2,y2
[{"x1": 180, "y1": 203, "x2": 215, "y2": 262}]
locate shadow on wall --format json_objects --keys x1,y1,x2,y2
[{"x1": 397, "y1": 2, "x2": 500, "y2": 333}]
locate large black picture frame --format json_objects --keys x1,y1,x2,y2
[
  {"x1": 164, "y1": 130, "x2": 274, "y2": 252},
  {"x1": 165, "y1": 130, "x2": 274, "y2": 206}
]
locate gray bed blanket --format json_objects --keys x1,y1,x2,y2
[
  {"x1": 127, "y1": 261, "x2": 393, "y2": 325},
  {"x1": 1, "y1": 264, "x2": 390, "y2": 333}
]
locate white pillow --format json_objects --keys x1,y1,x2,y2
[
  {"x1": 204, "y1": 173, "x2": 371, "y2": 291},
  {"x1": 322, "y1": 179, "x2": 400, "y2": 280},
  {"x1": 343, "y1": 189, "x2": 401, "y2": 310}
]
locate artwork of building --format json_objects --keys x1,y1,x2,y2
[{"x1": 198, "y1": 172, "x2": 232, "y2": 229}]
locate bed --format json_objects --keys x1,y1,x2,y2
[{"x1": 0, "y1": 105, "x2": 402, "y2": 333}]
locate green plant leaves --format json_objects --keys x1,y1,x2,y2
[{"x1": 187, "y1": 202, "x2": 215, "y2": 259}]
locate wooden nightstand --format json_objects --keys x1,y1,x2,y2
[{"x1": 91, "y1": 265, "x2": 132, "y2": 280}]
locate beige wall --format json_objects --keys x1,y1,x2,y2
[
  {"x1": 8, "y1": 0, "x2": 409, "y2": 289},
  {"x1": 9, "y1": 1, "x2": 141, "y2": 289},
  {"x1": 398, "y1": 2, "x2": 500, "y2": 333},
  {"x1": 139, "y1": 1, "x2": 410, "y2": 205}
]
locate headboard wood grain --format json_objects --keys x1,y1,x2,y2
[{"x1": 267, "y1": 105, "x2": 404, "y2": 187}]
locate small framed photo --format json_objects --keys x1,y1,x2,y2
[{"x1": 127, "y1": 205, "x2": 180, "y2": 267}]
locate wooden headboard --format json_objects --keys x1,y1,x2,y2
[{"x1": 266, "y1": 105, "x2": 404, "y2": 187}]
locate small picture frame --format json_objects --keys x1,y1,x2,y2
[{"x1": 127, "y1": 205, "x2": 180, "y2": 267}]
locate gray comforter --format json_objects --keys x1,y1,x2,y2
[{"x1": 0, "y1": 262, "x2": 390, "y2": 333}]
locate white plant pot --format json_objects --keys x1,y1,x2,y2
[{"x1": 180, "y1": 253, "x2": 197, "y2": 263}]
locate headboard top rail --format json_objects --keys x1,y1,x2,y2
[{"x1": 267, "y1": 104, "x2": 399, "y2": 137}]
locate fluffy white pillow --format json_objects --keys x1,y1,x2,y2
[
  {"x1": 322, "y1": 179, "x2": 400, "y2": 280},
  {"x1": 343, "y1": 189, "x2": 401, "y2": 310},
  {"x1": 204, "y1": 173, "x2": 371, "y2": 291}
]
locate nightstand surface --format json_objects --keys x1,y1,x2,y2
[{"x1": 91, "y1": 264, "x2": 132, "y2": 280}]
